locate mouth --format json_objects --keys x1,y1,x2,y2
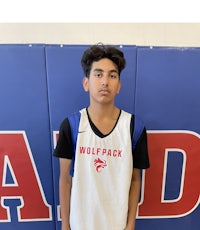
[{"x1": 99, "y1": 89, "x2": 110, "y2": 95}]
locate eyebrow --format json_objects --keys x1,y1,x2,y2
[{"x1": 93, "y1": 68, "x2": 119, "y2": 74}]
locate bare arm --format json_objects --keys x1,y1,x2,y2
[
  {"x1": 59, "y1": 158, "x2": 72, "y2": 230},
  {"x1": 125, "y1": 168, "x2": 141, "y2": 230}
]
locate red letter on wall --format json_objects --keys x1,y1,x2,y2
[
  {"x1": 0, "y1": 131, "x2": 52, "y2": 222},
  {"x1": 138, "y1": 131, "x2": 200, "y2": 218}
]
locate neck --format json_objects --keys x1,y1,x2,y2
[{"x1": 88, "y1": 103, "x2": 119, "y2": 120}]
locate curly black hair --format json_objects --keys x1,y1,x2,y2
[{"x1": 81, "y1": 43, "x2": 126, "y2": 78}]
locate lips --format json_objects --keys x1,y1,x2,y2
[{"x1": 99, "y1": 89, "x2": 110, "y2": 95}]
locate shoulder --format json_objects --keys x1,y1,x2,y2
[
  {"x1": 66, "y1": 109, "x2": 86, "y2": 131},
  {"x1": 60, "y1": 108, "x2": 85, "y2": 128},
  {"x1": 59, "y1": 117, "x2": 70, "y2": 130},
  {"x1": 123, "y1": 111, "x2": 145, "y2": 129},
  {"x1": 120, "y1": 110, "x2": 145, "y2": 127},
  {"x1": 121, "y1": 110, "x2": 146, "y2": 142},
  {"x1": 119, "y1": 110, "x2": 133, "y2": 124},
  {"x1": 67, "y1": 108, "x2": 86, "y2": 121}
]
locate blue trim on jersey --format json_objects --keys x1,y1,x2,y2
[
  {"x1": 67, "y1": 111, "x2": 81, "y2": 176},
  {"x1": 132, "y1": 115, "x2": 145, "y2": 150}
]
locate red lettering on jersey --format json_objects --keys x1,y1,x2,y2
[
  {"x1": 0, "y1": 132, "x2": 52, "y2": 222},
  {"x1": 138, "y1": 131, "x2": 200, "y2": 218}
]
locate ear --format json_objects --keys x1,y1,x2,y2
[
  {"x1": 82, "y1": 77, "x2": 89, "y2": 92},
  {"x1": 117, "y1": 80, "x2": 121, "y2": 94}
]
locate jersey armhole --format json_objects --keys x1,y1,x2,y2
[
  {"x1": 131, "y1": 115, "x2": 145, "y2": 150},
  {"x1": 67, "y1": 111, "x2": 81, "y2": 176}
]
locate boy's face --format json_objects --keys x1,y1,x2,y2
[{"x1": 83, "y1": 58, "x2": 121, "y2": 105}]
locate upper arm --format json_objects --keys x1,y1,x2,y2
[
  {"x1": 134, "y1": 128, "x2": 150, "y2": 168},
  {"x1": 132, "y1": 168, "x2": 141, "y2": 183},
  {"x1": 53, "y1": 118, "x2": 74, "y2": 159},
  {"x1": 59, "y1": 158, "x2": 72, "y2": 181}
]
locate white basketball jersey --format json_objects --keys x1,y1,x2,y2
[{"x1": 70, "y1": 108, "x2": 133, "y2": 230}]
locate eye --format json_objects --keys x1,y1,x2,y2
[
  {"x1": 110, "y1": 74, "x2": 118, "y2": 79},
  {"x1": 94, "y1": 72, "x2": 103, "y2": 78}
]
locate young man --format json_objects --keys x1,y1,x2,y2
[{"x1": 54, "y1": 44, "x2": 150, "y2": 230}]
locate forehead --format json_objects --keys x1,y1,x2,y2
[{"x1": 91, "y1": 58, "x2": 118, "y2": 72}]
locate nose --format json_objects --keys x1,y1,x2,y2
[{"x1": 101, "y1": 75, "x2": 109, "y2": 87}]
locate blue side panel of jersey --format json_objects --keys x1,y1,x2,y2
[
  {"x1": 67, "y1": 111, "x2": 81, "y2": 176},
  {"x1": 132, "y1": 115, "x2": 144, "y2": 150}
]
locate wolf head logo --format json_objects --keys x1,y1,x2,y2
[{"x1": 94, "y1": 158, "x2": 107, "y2": 172}]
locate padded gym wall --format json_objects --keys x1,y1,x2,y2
[
  {"x1": 135, "y1": 47, "x2": 200, "y2": 230},
  {"x1": 0, "y1": 45, "x2": 54, "y2": 230},
  {"x1": 0, "y1": 44, "x2": 199, "y2": 230}
]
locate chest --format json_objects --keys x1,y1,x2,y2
[{"x1": 91, "y1": 118, "x2": 118, "y2": 136}]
